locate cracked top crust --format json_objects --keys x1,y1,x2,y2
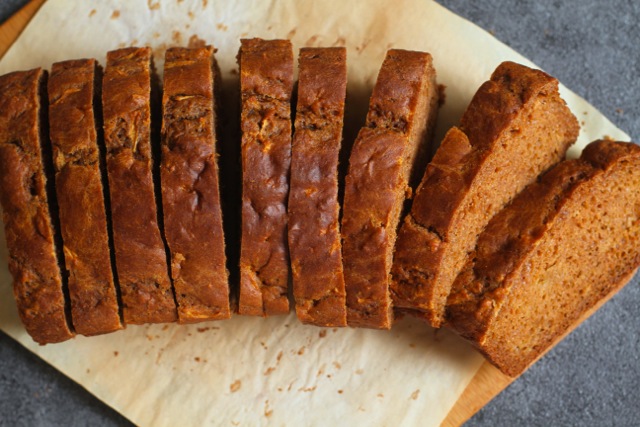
[
  {"x1": 161, "y1": 46, "x2": 230, "y2": 323},
  {"x1": 288, "y1": 47, "x2": 348, "y2": 327},
  {"x1": 0, "y1": 68, "x2": 75, "y2": 344},
  {"x1": 49, "y1": 58, "x2": 122, "y2": 335},
  {"x1": 103, "y1": 47, "x2": 177, "y2": 324},
  {"x1": 238, "y1": 39, "x2": 294, "y2": 316}
]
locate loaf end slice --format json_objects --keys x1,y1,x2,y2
[
  {"x1": 0, "y1": 69, "x2": 75, "y2": 344},
  {"x1": 103, "y1": 47, "x2": 177, "y2": 324},
  {"x1": 391, "y1": 61, "x2": 580, "y2": 327},
  {"x1": 342, "y1": 49, "x2": 440, "y2": 329},
  {"x1": 238, "y1": 39, "x2": 294, "y2": 316},
  {"x1": 289, "y1": 47, "x2": 348, "y2": 327},
  {"x1": 446, "y1": 140, "x2": 640, "y2": 376},
  {"x1": 161, "y1": 46, "x2": 231, "y2": 323},
  {"x1": 49, "y1": 59, "x2": 122, "y2": 335}
]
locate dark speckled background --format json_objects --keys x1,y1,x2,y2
[{"x1": 0, "y1": 1, "x2": 638, "y2": 426}]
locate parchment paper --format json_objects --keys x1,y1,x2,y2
[{"x1": 0, "y1": 1, "x2": 630, "y2": 426}]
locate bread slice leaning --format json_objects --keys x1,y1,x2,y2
[
  {"x1": 102, "y1": 47, "x2": 177, "y2": 324},
  {"x1": 391, "y1": 61, "x2": 579, "y2": 327},
  {"x1": 342, "y1": 49, "x2": 440, "y2": 329},
  {"x1": 446, "y1": 140, "x2": 640, "y2": 376},
  {"x1": 49, "y1": 59, "x2": 122, "y2": 335},
  {"x1": 0, "y1": 69, "x2": 75, "y2": 344}
]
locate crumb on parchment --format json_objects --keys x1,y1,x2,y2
[
  {"x1": 188, "y1": 35, "x2": 207, "y2": 49},
  {"x1": 264, "y1": 400, "x2": 273, "y2": 417},
  {"x1": 230, "y1": 380, "x2": 241, "y2": 392},
  {"x1": 172, "y1": 30, "x2": 183, "y2": 45}
]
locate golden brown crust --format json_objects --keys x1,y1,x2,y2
[
  {"x1": 391, "y1": 61, "x2": 580, "y2": 327},
  {"x1": 49, "y1": 59, "x2": 122, "y2": 335},
  {"x1": 288, "y1": 47, "x2": 347, "y2": 327},
  {"x1": 0, "y1": 69, "x2": 75, "y2": 344},
  {"x1": 342, "y1": 49, "x2": 439, "y2": 329},
  {"x1": 161, "y1": 46, "x2": 230, "y2": 323},
  {"x1": 103, "y1": 47, "x2": 177, "y2": 324},
  {"x1": 238, "y1": 39, "x2": 294, "y2": 316},
  {"x1": 446, "y1": 140, "x2": 640, "y2": 376}
]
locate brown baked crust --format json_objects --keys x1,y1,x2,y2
[
  {"x1": 103, "y1": 47, "x2": 177, "y2": 324},
  {"x1": 446, "y1": 140, "x2": 640, "y2": 376},
  {"x1": 238, "y1": 39, "x2": 294, "y2": 316},
  {"x1": 49, "y1": 59, "x2": 122, "y2": 335},
  {"x1": 0, "y1": 69, "x2": 75, "y2": 344},
  {"x1": 341, "y1": 49, "x2": 440, "y2": 329},
  {"x1": 161, "y1": 46, "x2": 230, "y2": 323},
  {"x1": 390, "y1": 61, "x2": 580, "y2": 327},
  {"x1": 288, "y1": 47, "x2": 348, "y2": 327}
]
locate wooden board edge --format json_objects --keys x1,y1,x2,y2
[
  {"x1": 441, "y1": 361, "x2": 512, "y2": 427},
  {"x1": 0, "y1": 0, "x2": 46, "y2": 60}
]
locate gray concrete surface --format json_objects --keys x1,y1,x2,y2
[
  {"x1": 0, "y1": 1, "x2": 638, "y2": 426},
  {"x1": 0, "y1": 0, "x2": 25, "y2": 24}
]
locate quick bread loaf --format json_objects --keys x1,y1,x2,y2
[
  {"x1": 102, "y1": 47, "x2": 177, "y2": 324},
  {"x1": 341, "y1": 49, "x2": 440, "y2": 329},
  {"x1": 390, "y1": 62, "x2": 580, "y2": 328},
  {"x1": 237, "y1": 39, "x2": 294, "y2": 317},
  {"x1": 0, "y1": 39, "x2": 636, "y2": 390},
  {"x1": 49, "y1": 59, "x2": 122, "y2": 335},
  {"x1": 160, "y1": 46, "x2": 230, "y2": 323},
  {"x1": 288, "y1": 47, "x2": 348, "y2": 327},
  {"x1": 446, "y1": 140, "x2": 640, "y2": 376},
  {"x1": 0, "y1": 68, "x2": 75, "y2": 344}
]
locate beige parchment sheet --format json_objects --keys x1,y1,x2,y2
[{"x1": 0, "y1": 1, "x2": 629, "y2": 426}]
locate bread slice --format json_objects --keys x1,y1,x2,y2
[
  {"x1": 102, "y1": 47, "x2": 177, "y2": 324},
  {"x1": 446, "y1": 140, "x2": 640, "y2": 376},
  {"x1": 288, "y1": 47, "x2": 348, "y2": 327},
  {"x1": 341, "y1": 49, "x2": 440, "y2": 329},
  {"x1": 160, "y1": 46, "x2": 230, "y2": 323},
  {"x1": 391, "y1": 61, "x2": 579, "y2": 327},
  {"x1": 49, "y1": 59, "x2": 122, "y2": 335},
  {"x1": 0, "y1": 68, "x2": 75, "y2": 344},
  {"x1": 238, "y1": 39, "x2": 294, "y2": 316}
]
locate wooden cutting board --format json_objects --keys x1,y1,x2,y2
[{"x1": 0, "y1": 1, "x2": 633, "y2": 426}]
